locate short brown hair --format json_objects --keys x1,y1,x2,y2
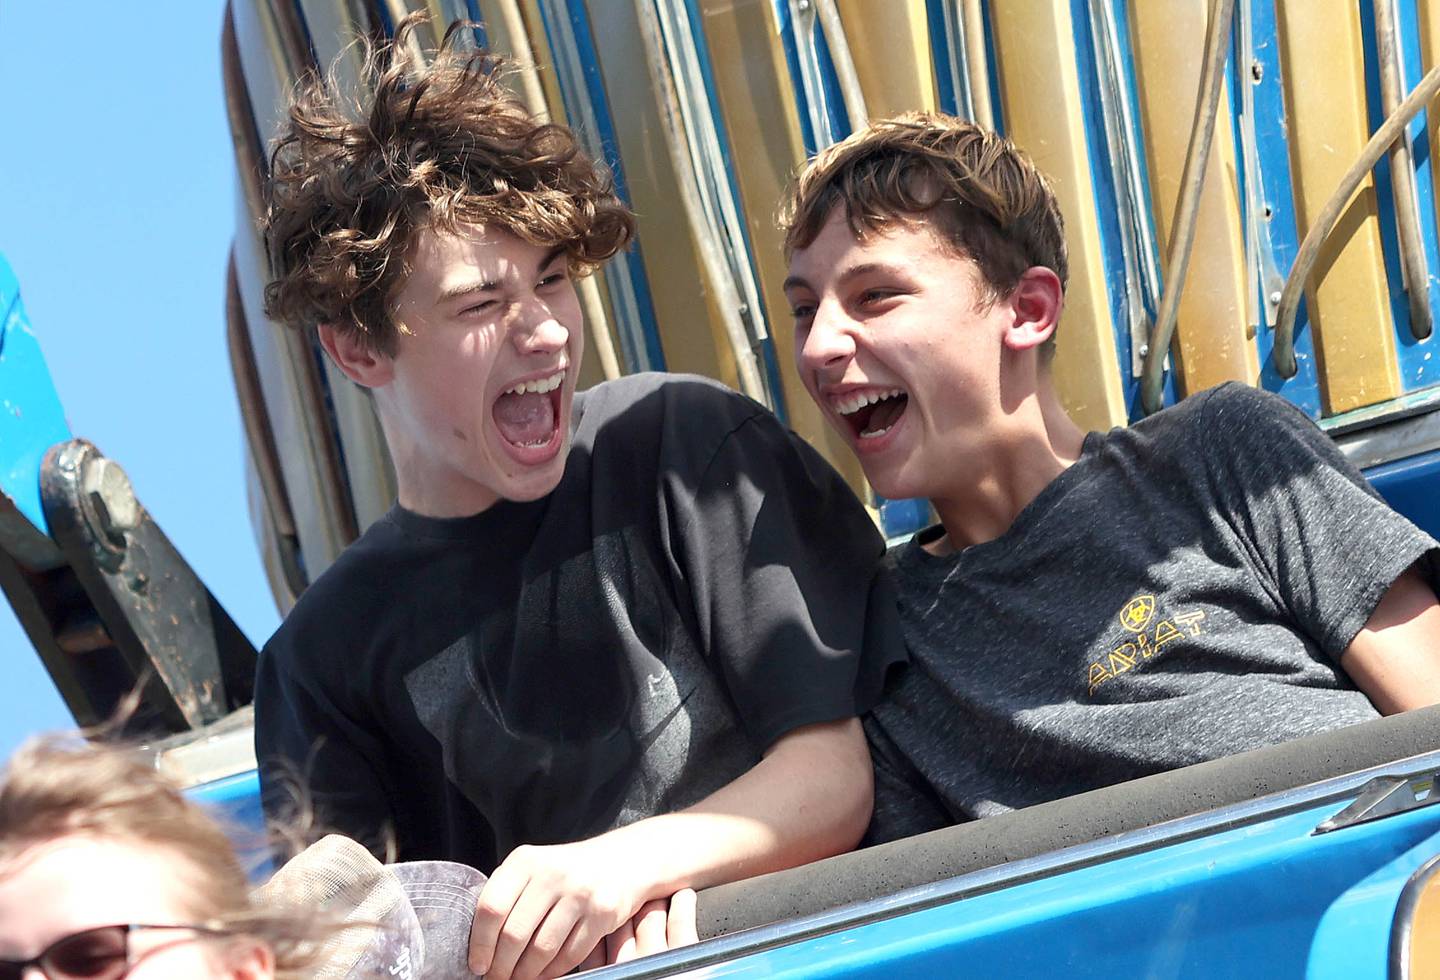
[
  {"x1": 263, "y1": 16, "x2": 635, "y2": 354},
  {"x1": 780, "y1": 112, "x2": 1068, "y2": 304}
]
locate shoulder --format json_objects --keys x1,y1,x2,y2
[
  {"x1": 1130, "y1": 382, "x2": 1316, "y2": 454},
  {"x1": 260, "y1": 515, "x2": 405, "y2": 673},
  {"x1": 1194, "y1": 381, "x2": 1311, "y2": 427},
  {"x1": 576, "y1": 373, "x2": 767, "y2": 431},
  {"x1": 577, "y1": 373, "x2": 780, "y2": 471}
]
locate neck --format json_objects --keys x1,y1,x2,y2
[
  {"x1": 925, "y1": 380, "x2": 1086, "y2": 554},
  {"x1": 378, "y1": 408, "x2": 501, "y2": 519}
]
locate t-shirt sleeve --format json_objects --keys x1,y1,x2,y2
[
  {"x1": 861, "y1": 714, "x2": 956, "y2": 845},
  {"x1": 668, "y1": 406, "x2": 908, "y2": 751},
  {"x1": 254, "y1": 637, "x2": 397, "y2": 857},
  {"x1": 1198, "y1": 383, "x2": 1440, "y2": 659}
]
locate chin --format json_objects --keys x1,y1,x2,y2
[
  {"x1": 501, "y1": 456, "x2": 569, "y2": 502},
  {"x1": 863, "y1": 466, "x2": 929, "y2": 506}
]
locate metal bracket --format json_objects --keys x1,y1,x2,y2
[
  {"x1": 1313, "y1": 768, "x2": 1440, "y2": 834},
  {"x1": 23, "y1": 438, "x2": 258, "y2": 734}
]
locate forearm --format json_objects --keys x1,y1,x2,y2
[
  {"x1": 598, "y1": 717, "x2": 873, "y2": 899},
  {"x1": 1342, "y1": 565, "x2": 1440, "y2": 714}
]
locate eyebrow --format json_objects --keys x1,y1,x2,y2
[
  {"x1": 434, "y1": 246, "x2": 570, "y2": 305},
  {"x1": 782, "y1": 262, "x2": 902, "y2": 294}
]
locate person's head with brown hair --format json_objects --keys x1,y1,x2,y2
[
  {"x1": 780, "y1": 111, "x2": 1067, "y2": 315},
  {"x1": 780, "y1": 112, "x2": 1075, "y2": 510},
  {"x1": 0, "y1": 734, "x2": 322, "y2": 980},
  {"x1": 263, "y1": 15, "x2": 635, "y2": 519}
]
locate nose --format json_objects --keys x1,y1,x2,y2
[
  {"x1": 797, "y1": 299, "x2": 856, "y2": 376},
  {"x1": 509, "y1": 299, "x2": 570, "y2": 355}
]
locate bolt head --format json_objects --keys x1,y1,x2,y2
[{"x1": 82, "y1": 458, "x2": 140, "y2": 543}]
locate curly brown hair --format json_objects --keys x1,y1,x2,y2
[
  {"x1": 780, "y1": 112, "x2": 1068, "y2": 309},
  {"x1": 263, "y1": 16, "x2": 635, "y2": 355}
]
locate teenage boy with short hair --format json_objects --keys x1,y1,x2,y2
[
  {"x1": 253, "y1": 21, "x2": 904, "y2": 979},
  {"x1": 779, "y1": 112, "x2": 1440, "y2": 843}
]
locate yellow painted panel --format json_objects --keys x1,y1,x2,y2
[
  {"x1": 583, "y1": 0, "x2": 738, "y2": 387},
  {"x1": 989, "y1": 0, "x2": 1127, "y2": 431},
  {"x1": 1276, "y1": 1, "x2": 1400, "y2": 413},
  {"x1": 834, "y1": 0, "x2": 937, "y2": 119},
  {"x1": 1128, "y1": 0, "x2": 1256, "y2": 397},
  {"x1": 699, "y1": 0, "x2": 867, "y2": 491},
  {"x1": 476, "y1": 0, "x2": 620, "y2": 390},
  {"x1": 515, "y1": 0, "x2": 570, "y2": 122}
]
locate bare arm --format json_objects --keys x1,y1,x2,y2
[
  {"x1": 468, "y1": 717, "x2": 872, "y2": 980},
  {"x1": 1340, "y1": 564, "x2": 1440, "y2": 714}
]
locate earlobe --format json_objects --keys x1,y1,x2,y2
[
  {"x1": 317, "y1": 323, "x2": 395, "y2": 388},
  {"x1": 225, "y1": 939, "x2": 276, "y2": 980},
  {"x1": 1002, "y1": 267, "x2": 1064, "y2": 353}
]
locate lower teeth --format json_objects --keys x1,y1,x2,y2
[{"x1": 859, "y1": 426, "x2": 892, "y2": 439}]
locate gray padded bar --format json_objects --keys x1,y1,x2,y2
[{"x1": 696, "y1": 704, "x2": 1440, "y2": 938}]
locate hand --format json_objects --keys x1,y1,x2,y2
[
  {"x1": 466, "y1": 838, "x2": 649, "y2": 980},
  {"x1": 605, "y1": 888, "x2": 699, "y2": 965}
]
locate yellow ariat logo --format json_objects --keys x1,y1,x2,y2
[
  {"x1": 1119, "y1": 594, "x2": 1156, "y2": 633},
  {"x1": 1087, "y1": 595, "x2": 1206, "y2": 696}
]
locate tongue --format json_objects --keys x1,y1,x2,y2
[
  {"x1": 493, "y1": 391, "x2": 556, "y2": 447},
  {"x1": 863, "y1": 396, "x2": 908, "y2": 434}
]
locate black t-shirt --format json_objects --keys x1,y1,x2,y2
[
  {"x1": 865, "y1": 383, "x2": 1440, "y2": 842},
  {"x1": 254, "y1": 373, "x2": 905, "y2": 869}
]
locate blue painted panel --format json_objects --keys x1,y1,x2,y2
[
  {"x1": 0, "y1": 254, "x2": 72, "y2": 538},
  {"x1": 1249, "y1": 0, "x2": 1321, "y2": 418},
  {"x1": 1390, "y1": 0, "x2": 1440, "y2": 393},
  {"x1": 1066, "y1": 0, "x2": 1173, "y2": 421},
  {"x1": 699, "y1": 801, "x2": 1440, "y2": 979},
  {"x1": 679, "y1": 0, "x2": 787, "y2": 422},
  {"x1": 187, "y1": 769, "x2": 273, "y2": 879},
  {"x1": 1366, "y1": 445, "x2": 1440, "y2": 540},
  {"x1": 539, "y1": 0, "x2": 666, "y2": 373}
]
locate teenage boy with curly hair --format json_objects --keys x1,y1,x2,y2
[
  {"x1": 254, "y1": 20, "x2": 903, "y2": 979},
  {"x1": 779, "y1": 112, "x2": 1440, "y2": 843}
]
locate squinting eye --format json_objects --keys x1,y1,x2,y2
[{"x1": 49, "y1": 928, "x2": 128, "y2": 978}]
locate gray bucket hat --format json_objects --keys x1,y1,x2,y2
[{"x1": 254, "y1": 834, "x2": 487, "y2": 979}]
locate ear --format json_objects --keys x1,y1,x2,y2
[
  {"x1": 1001, "y1": 266, "x2": 1064, "y2": 353},
  {"x1": 224, "y1": 938, "x2": 275, "y2": 980},
  {"x1": 317, "y1": 322, "x2": 396, "y2": 388}
]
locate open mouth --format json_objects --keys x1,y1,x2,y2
[
  {"x1": 833, "y1": 387, "x2": 909, "y2": 441},
  {"x1": 492, "y1": 371, "x2": 565, "y2": 453}
]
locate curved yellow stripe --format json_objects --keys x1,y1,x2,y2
[
  {"x1": 1128, "y1": 0, "x2": 1256, "y2": 397},
  {"x1": 582, "y1": 0, "x2": 739, "y2": 388},
  {"x1": 1276, "y1": 1, "x2": 1400, "y2": 414},
  {"x1": 833, "y1": 0, "x2": 936, "y2": 119},
  {"x1": 696, "y1": 0, "x2": 868, "y2": 492}
]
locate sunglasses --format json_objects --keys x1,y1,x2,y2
[{"x1": 0, "y1": 923, "x2": 232, "y2": 980}]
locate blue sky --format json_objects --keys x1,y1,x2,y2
[{"x1": 0, "y1": 2, "x2": 279, "y2": 757}]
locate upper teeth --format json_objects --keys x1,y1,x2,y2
[
  {"x1": 505, "y1": 372, "x2": 564, "y2": 396},
  {"x1": 833, "y1": 388, "x2": 905, "y2": 416}
]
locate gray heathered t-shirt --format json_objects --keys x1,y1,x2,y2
[{"x1": 865, "y1": 382, "x2": 1440, "y2": 843}]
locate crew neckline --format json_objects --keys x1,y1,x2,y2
[
  {"x1": 900, "y1": 429, "x2": 1106, "y2": 570},
  {"x1": 384, "y1": 495, "x2": 543, "y2": 543}
]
